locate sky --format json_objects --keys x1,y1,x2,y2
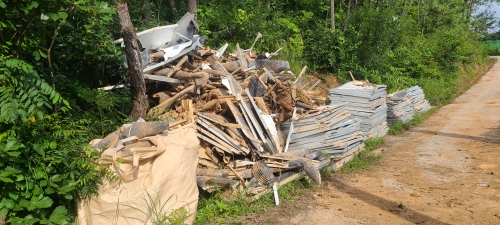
[{"x1": 477, "y1": 1, "x2": 500, "y2": 32}]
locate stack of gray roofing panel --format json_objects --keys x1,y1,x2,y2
[
  {"x1": 328, "y1": 82, "x2": 389, "y2": 138},
  {"x1": 386, "y1": 89, "x2": 414, "y2": 126},
  {"x1": 407, "y1": 86, "x2": 432, "y2": 114},
  {"x1": 280, "y1": 103, "x2": 364, "y2": 158}
]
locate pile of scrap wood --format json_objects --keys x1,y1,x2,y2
[
  {"x1": 110, "y1": 13, "x2": 340, "y2": 198},
  {"x1": 328, "y1": 79, "x2": 389, "y2": 138}
]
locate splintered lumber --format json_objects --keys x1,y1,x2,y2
[
  {"x1": 167, "y1": 56, "x2": 188, "y2": 77},
  {"x1": 173, "y1": 71, "x2": 209, "y2": 80},
  {"x1": 195, "y1": 125, "x2": 238, "y2": 154},
  {"x1": 197, "y1": 117, "x2": 249, "y2": 154},
  {"x1": 203, "y1": 69, "x2": 226, "y2": 77},
  {"x1": 147, "y1": 85, "x2": 195, "y2": 118},
  {"x1": 196, "y1": 169, "x2": 229, "y2": 178}
]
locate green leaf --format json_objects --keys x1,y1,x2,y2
[
  {"x1": 49, "y1": 141, "x2": 57, "y2": 150},
  {"x1": 58, "y1": 12, "x2": 68, "y2": 20},
  {"x1": 51, "y1": 174, "x2": 62, "y2": 182},
  {"x1": 45, "y1": 187, "x2": 55, "y2": 194},
  {"x1": 0, "y1": 177, "x2": 13, "y2": 183},
  {"x1": 28, "y1": 196, "x2": 53, "y2": 210},
  {"x1": 2, "y1": 198, "x2": 14, "y2": 209},
  {"x1": 33, "y1": 186, "x2": 42, "y2": 196},
  {"x1": 6, "y1": 151, "x2": 21, "y2": 157},
  {"x1": 77, "y1": 5, "x2": 90, "y2": 11},
  {"x1": 60, "y1": 181, "x2": 76, "y2": 193},
  {"x1": 19, "y1": 199, "x2": 30, "y2": 207},
  {"x1": 52, "y1": 93, "x2": 60, "y2": 104},
  {"x1": 33, "y1": 143, "x2": 45, "y2": 156},
  {"x1": 8, "y1": 192, "x2": 19, "y2": 200},
  {"x1": 48, "y1": 206, "x2": 69, "y2": 224},
  {"x1": 35, "y1": 170, "x2": 45, "y2": 179},
  {"x1": 0, "y1": 208, "x2": 8, "y2": 217}
]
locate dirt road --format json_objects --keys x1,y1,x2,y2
[{"x1": 243, "y1": 58, "x2": 500, "y2": 225}]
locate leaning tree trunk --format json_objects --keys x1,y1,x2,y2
[
  {"x1": 188, "y1": 0, "x2": 197, "y2": 19},
  {"x1": 115, "y1": 0, "x2": 148, "y2": 121}
]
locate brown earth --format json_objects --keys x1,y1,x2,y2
[{"x1": 240, "y1": 57, "x2": 500, "y2": 225}]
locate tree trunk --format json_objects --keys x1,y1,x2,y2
[
  {"x1": 188, "y1": 0, "x2": 197, "y2": 19},
  {"x1": 114, "y1": 0, "x2": 148, "y2": 121},
  {"x1": 143, "y1": 0, "x2": 151, "y2": 21},
  {"x1": 331, "y1": 0, "x2": 335, "y2": 30},
  {"x1": 341, "y1": 0, "x2": 352, "y2": 32}
]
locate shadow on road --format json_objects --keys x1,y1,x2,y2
[
  {"x1": 409, "y1": 129, "x2": 500, "y2": 144},
  {"x1": 331, "y1": 178, "x2": 451, "y2": 225}
]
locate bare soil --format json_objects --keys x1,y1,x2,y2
[{"x1": 240, "y1": 58, "x2": 500, "y2": 225}]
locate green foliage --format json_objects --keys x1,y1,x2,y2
[
  {"x1": 0, "y1": 56, "x2": 68, "y2": 124},
  {"x1": 364, "y1": 137, "x2": 385, "y2": 152},
  {"x1": 0, "y1": 113, "x2": 114, "y2": 224},
  {"x1": 0, "y1": 1, "x2": 123, "y2": 222}
]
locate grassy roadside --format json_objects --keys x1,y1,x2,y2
[
  {"x1": 194, "y1": 179, "x2": 314, "y2": 224},
  {"x1": 387, "y1": 108, "x2": 436, "y2": 135},
  {"x1": 334, "y1": 137, "x2": 385, "y2": 174}
]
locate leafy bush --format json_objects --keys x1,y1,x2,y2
[{"x1": 0, "y1": 55, "x2": 118, "y2": 223}]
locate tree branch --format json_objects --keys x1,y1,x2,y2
[{"x1": 15, "y1": 15, "x2": 36, "y2": 45}]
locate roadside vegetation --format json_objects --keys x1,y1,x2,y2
[
  {"x1": 195, "y1": 179, "x2": 314, "y2": 225},
  {"x1": 1, "y1": 0, "x2": 498, "y2": 223}
]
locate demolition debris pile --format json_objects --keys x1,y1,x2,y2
[
  {"x1": 328, "y1": 81, "x2": 389, "y2": 138},
  {"x1": 102, "y1": 13, "x2": 358, "y2": 199},
  {"x1": 97, "y1": 12, "x2": 434, "y2": 202},
  {"x1": 386, "y1": 86, "x2": 433, "y2": 125}
]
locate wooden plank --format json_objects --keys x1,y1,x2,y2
[
  {"x1": 197, "y1": 117, "x2": 248, "y2": 154},
  {"x1": 167, "y1": 55, "x2": 188, "y2": 77},
  {"x1": 144, "y1": 74, "x2": 185, "y2": 84},
  {"x1": 195, "y1": 126, "x2": 238, "y2": 154}
]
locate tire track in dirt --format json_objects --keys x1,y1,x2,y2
[{"x1": 241, "y1": 57, "x2": 500, "y2": 225}]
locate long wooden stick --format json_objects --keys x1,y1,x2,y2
[{"x1": 227, "y1": 166, "x2": 246, "y2": 187}]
